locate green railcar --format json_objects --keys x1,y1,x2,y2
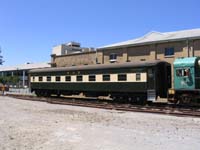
[
  {"x1": 29, "y1": 60, "x2": 171, "y2": 103},
  {"x1": 168, "y1": 57, "x2": 200, "y2": 103}
]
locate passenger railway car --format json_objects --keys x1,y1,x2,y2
[
  {"x1": 168, "y1": 57, "x2": 200, "y2": 104},
  {"x1": 29, "y1": 60, "x2": 171, "y2": 103}
]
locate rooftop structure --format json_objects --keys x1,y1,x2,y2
[{"x1": 52, "y1": 41, "x2": 95, "y2": 56}]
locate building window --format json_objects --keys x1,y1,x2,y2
[
  {"x1": 136, "y1": 73, "x2": 141, "y2": 81},
  {"x1": 39, "y1": 76, "x2": 43, "y2": 82},
  {"x1": 109, "y1": 53, "x2": 117, "y2": 63},
  {"x1": 118, "y1": 74, "x2": 127, "y2": 81},
  {"x1": 165, "y1": 48, "x2": 174, "y2": 56},
  {"x1": 89, "y1": 75, "x2": 96, "y2": 81},
  {"x1": 47, "y1": 76, "x2": 51, "y2": 82},
  {"x1": 103, "y1": 74, "x2": 110, "y2": 81},
  {"x1": 56, "y1": 76, "x2": 61, "y2": 82},
  {"x1": 76, "y1": 75, "x2": 83, "y2": 81},
  {"x1": 65, "y1": 76, "x2": 71, "y2": 81}
]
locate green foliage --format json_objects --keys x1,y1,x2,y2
[{"x1": 0, "y1": 76, "x2": 20, "y2": 85}]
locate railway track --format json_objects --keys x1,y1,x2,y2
[{"x1": 6, "y1": 94, "x2": 200, "y2": 117}]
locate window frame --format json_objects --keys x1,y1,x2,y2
[
  {"x1": 176, "y1": 68, "x2": 190, "y2": 77},
  {"x1": 47, "y1": 76, "x2": 51, "y2": 82},
  {"x1": 38, "y1": 76, "x2": 43, "y2": 82},
  {"x1": 103, "y1": 74, "x2": 110, "y2": 81},
  {"x1": 136, "y1": 73, "x2": 141, "y2": 81},
  {"x1": 118, "y1": 74, "x2": 127, "y2": 81},
  {"x1": 55, "y1": 76, "x2": 61, "y2": 82},
  {"x1": 76, "y1": 75, "x2": 83, "y2": 82},
  {"x1": 109, "y1": 53, "x2": 117, "y2": 63},
  {"x1": 65, "y1": 76, "x2": 71, "y2": 81},
  {"x1": 89, "y1": 75, "x2": 96, "y2": 81},
  {"x1": 164, "y1": 47, "x2": 174, "y2": 57}
]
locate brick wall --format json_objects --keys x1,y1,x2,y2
[{"x1": 53, "y1": 52, "x2": 96, "y2": 67}]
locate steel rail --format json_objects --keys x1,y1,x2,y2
[{"x1": 6, "y1": 94, "x2": 200, "y2": 117}]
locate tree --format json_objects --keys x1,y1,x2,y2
[
  {"x1": 0, "y1": 47, "x2": 4, "y2": 65},
  {"x1": 0, "y1": 76, "x2": 20, "y2": 86}
]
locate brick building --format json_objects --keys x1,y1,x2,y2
[
  {"x1": 98, "y1": 29, "x2": 200, "y2": 65},
  {"x1": 52, "y1": 29, "x2": 200, "y2": 67}
]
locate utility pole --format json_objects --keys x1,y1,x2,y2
[{"x1": 0, "y1": 46, "x2": 4, "y2": 65}]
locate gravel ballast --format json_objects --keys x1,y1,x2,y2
[{"x1": 0, "y1": 96, "x2": 200, "y2": 150}]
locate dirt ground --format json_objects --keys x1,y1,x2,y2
[{"x1": 0, "y1": 96, "x2": 200, "y2": 150}]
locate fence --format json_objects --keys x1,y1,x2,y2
[{"x1": 5, "y1": 88, "x2": 34, "y2": 95}]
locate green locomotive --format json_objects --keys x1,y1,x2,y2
[
  {"x1": 168, "y1": 57, "x2": 200, "y2": 104},
  {"x1": 29, "y1": 60, "x2": 171, "y2": 103}
]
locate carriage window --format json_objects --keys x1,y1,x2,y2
[
  {"x1": 76, "y1": 75, "x2": 83, "y2": 81},
  {"x1": 47, "y1": 76, "x2": 51, "y2": 82},
  {"x1": 56, "y1": 76, "x2": 61, "y2": 82},
  {"x1": 176, "y1": 69, "x2": 190, "y2": 77},
  {"x1": 89, "y1": 75, "x2": 96, "y2": 81},
  {"x1": 103, "y1": 74, "x2": 110, "y2": 81},
  {"x1": 32, "y1": 76, "x2": 35, "y2": 82},
  {"x1": 118, "y1": 74, "x2": 127, "y2": 81},
  {"x1": 136, "y1": 73, "x2": 141, "y2": 81},
  {"x1": 39, "y1": 76, "x2": 43, "y2": 81},
  {"x1": 65, "y1": 76, "x2": 71, "y2": 81}
]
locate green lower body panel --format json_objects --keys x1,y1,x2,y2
[{"x1": 31, "y1": 82, "x2": 147, "y2": 93}]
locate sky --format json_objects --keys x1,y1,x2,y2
[{"x1": 0, "y1": 0, "x2": 200, "y2": 66}]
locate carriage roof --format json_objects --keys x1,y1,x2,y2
[{"x1": 29, "y1": 60, "x2": 168, "y2": 73}]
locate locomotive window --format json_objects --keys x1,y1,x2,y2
[
  {"x1": 89, "y1": 75, "x2": 96, "y2": 81},
  {"x1": 118, "y1": 74, "x2": 127, "y2": 81},
  {"x1": 39, "y1": 76, "x2": 43, "y2": 82},
  {"x1": 47, "y1": 76, "x2": 51, "y2": 82},
  {"x1": 176, "y1": 69, "x2": 182, "y2": 76},
  {"x1": 32, "y1": 76, "x2": 35, "y2": 82},
  {"x1": 65, "y1": 76, "x2": 71, "y2": 81},
  {"x1": 136, "y1": 73, "x2": 141, "y2": 81},
  {"x1": 176, "y1": 69, "x2": 190, "y2": 77},
  {"x1": 76, "y1": 75, "x2": 83, "y2": 81},
  {"x1": 56, "y1": 76, "x2": 61, "y2": 82},
  {"x1": 103, "y1": 74, "x2": 110, "y2": 81}
]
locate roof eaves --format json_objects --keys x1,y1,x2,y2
[{"x1": 98, "y1": 36, "x2": 200, "y2": 50}]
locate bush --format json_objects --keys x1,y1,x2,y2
[{"x1": 0, "y1": 76, "x2": 20, "y2": 85}]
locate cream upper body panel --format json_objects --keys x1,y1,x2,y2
[{"x1": 31, "y1": 72, "x2": 147, "y2": 83}]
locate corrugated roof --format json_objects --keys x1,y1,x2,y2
[
  {"x1": 99, "y1": 28, "x2": 200, "y2": 49},
  {"x1": 0, "y1": 62, "x2": 51, "y2": 72}
]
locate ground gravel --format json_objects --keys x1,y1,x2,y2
[{"x1": 0, "y1": 96, "x2": 200, "y2": 150}]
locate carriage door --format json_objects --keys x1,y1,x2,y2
[{"x1": 147, "y1": 68, "x2": 156, "y2": 101}]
